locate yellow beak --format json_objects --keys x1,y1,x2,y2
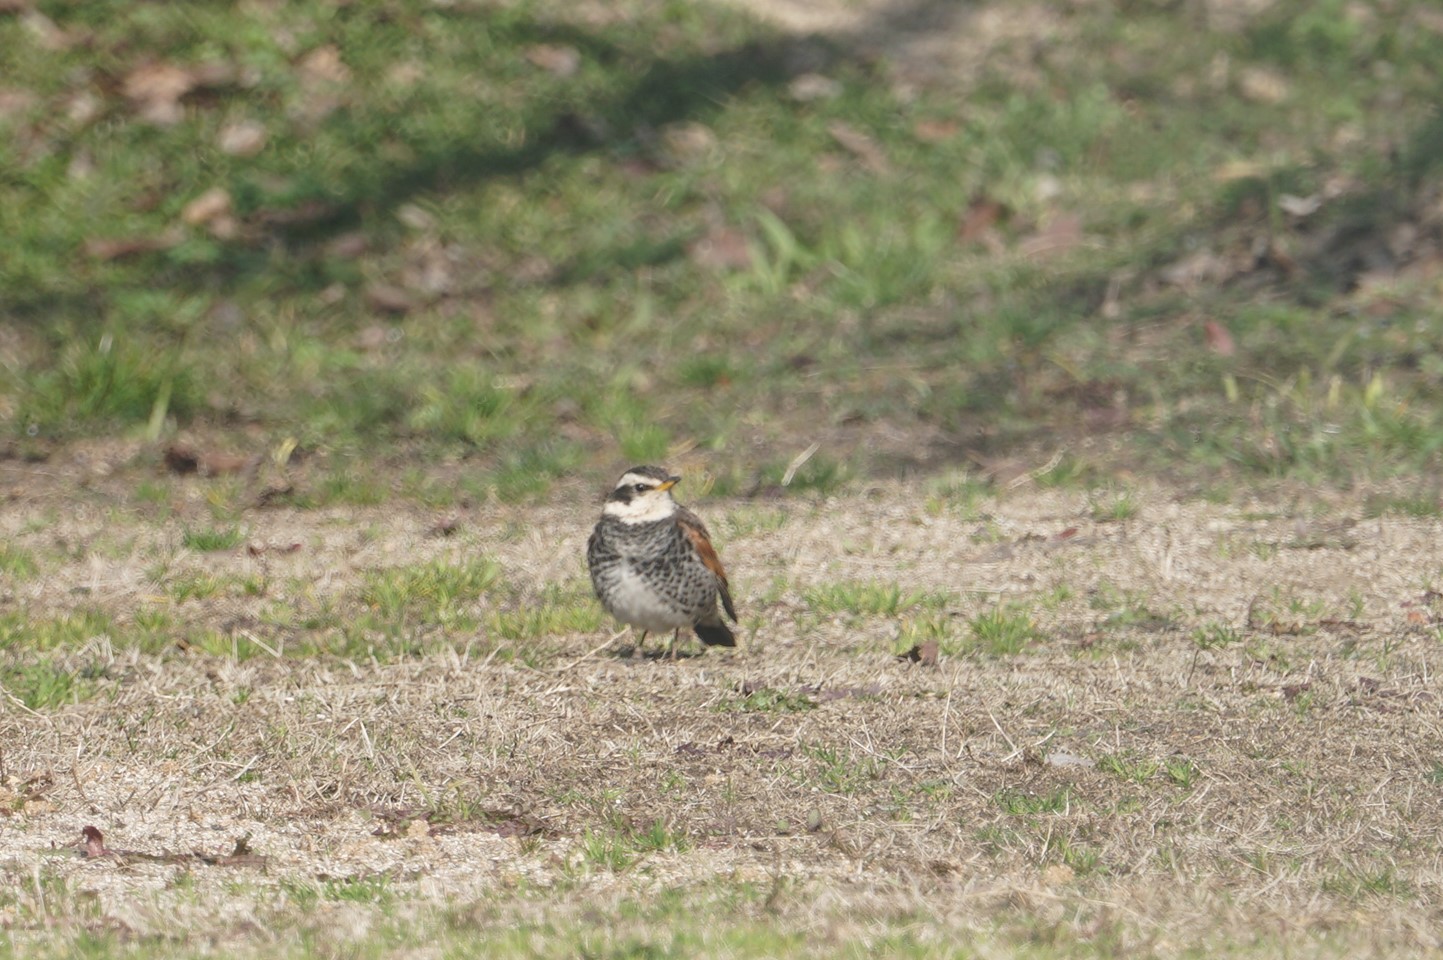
[{"x1": 655, "y1": 478, "x2": 679, "y2": 492}]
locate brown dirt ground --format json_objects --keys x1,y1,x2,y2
[{"x1": 2, "y1": 452, "x2": 1442, "y2": 952}]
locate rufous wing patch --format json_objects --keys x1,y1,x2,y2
[{"x1": 676, "y1": 511, "x2": 738, "y2": 622}]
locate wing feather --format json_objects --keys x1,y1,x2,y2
[{"x1": 675, "y1": 508, "x2": 738, "y2": 623}]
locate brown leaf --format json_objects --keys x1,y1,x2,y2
[
  {"x1": 84, "y1": 230, "x2": 182, "y2": 260},
  {"x1": 254, "y1": 200, "x2": 338, "y2": 227},
  {"x1": 217, "y1": 120, "x2": 268, "y2": 157},
  {"x1": 1203, "y1": 319, "x2": 1235, "y2": 357},
  {"x1": 181, "y1": 187, "x2": 232, "y2": 226},
  {"x1": 827, "y1": 121, "x2": 890, "y2": 175},
  {"x1": 1238, "y1": 66, "x2": 1290, "y2": 104},
  {"x1": 201, "y1": 452, "x2": 256, "y2": 476},
  {"x1": 163, "y1": 443, "x2": 200, "y2": 474},
  {"x1": 1019, "y1": 212, "x2": 1083, "y2": 260},
  {"x1": 82, "y1": 825, "x2": 109, "y2": 858},
  {"x1": 914, "y1": 118, "x2": 961, "y2": 143},
  {"x1": 428, "y1": 516, "x2": 461, "y2": 538},
  {"x1": 787, "y1": 73, "x2": 840, "y2": 102},
  {"x1": 958, "y1": 196, "x2": 1008, "y2": 244},
  {"x1": 897, "y1": 640, "x2": 939, "y2": 667},
  {"x1": 365, "y1": 283, "x2": 415, "y2": 315},
  {"x1": 524, "y1": 44, "x2": 580, "y2": 77},
  {"x1": 297, "y1": 45, "x2": 350, "y2": 86},
  {"x1": 123, "y1": 61, "x2": 235, "y2": 125},
  {"x1": 20, "y1": 9, "x2": 73, "y2": 51},
  {"x1": 1161, "y1": 249, "x2": 1233, "y2": 288},
  {"x1": 163, "y1": 443, "x2": 255, "y2": 476},
  {"x1": 0, "y1": 89, "x2": 38, "y2": 123},
  {"x1": 687, "y1": 225, "x2": 752, "y2": 271},
  {"x1": 661, "y1": 121, "x2": 717, "y2": 161}
]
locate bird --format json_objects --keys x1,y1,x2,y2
[{"x1": 587, "y1": 465, "x2": 738, "y2": 655}]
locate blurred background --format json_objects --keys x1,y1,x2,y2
[{"x1": 2, "y1": 0, "x2": 1441, "y2": 505}]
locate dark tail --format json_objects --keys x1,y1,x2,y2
[{"x1": 694, "y1": 620, "x2": 736, "y2": 647}]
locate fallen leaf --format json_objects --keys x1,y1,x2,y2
[
  {"x1": 163, "y1": 443, "x2": 256, "y2": 476},
  {"x1": 429, "y1": 516, "x2": 461, "y2": 538},
  {"x1": 1161, "y1": 249, "x2": 1232, "y2": 288},
  {"x1": 20, "y1": 9, "x2": 72, "y2": 50},
  {"x1": 82, "y1": 825, "x2": 110, "y2": 858},
  {"x1": 913, "y1": 118, "x2": 961, "y2": 143},
  {"x1": 897, "y1": 639, "x2": 939, "y2": 666},
  {"x1": 217, "y1": 120, "x2": 268, "y2": 157},
  {"x1": 326, "y1": 232, "x2": 370, "y2": 259},
  {"x1": 83, "y1": 230, "x2": 183, "y2": 260},
  {"x1": 0, "y1": 89, "x2": 37, "y2": 123},
  {"x1": 214, "y1": 834, "x2": 268, "y2": 868},
  {"x1": 1282, "y1": 683, "x2": 1312, "y2": 701},
  {"x1": 253, "y1": 200, "x2": 338, "y2": 227},
  {"x1": 123, "y1": 61, "x2": 236, "y2": 126},
  {"x1": 1203, "y1": 319, "x2": 1235, "y2": 356},
  {"x1": 687, "y1": 225, "x2": 752, "y2": 271},
  {"x1": 1018, "y1": 212, "x2": 1083, "y2": 260},
  {"x1": 958, "y1": 196, "x2": 1008, "y2": 244},
  {"x1": 827, "y1": 121, "x2": 890, "y2": 174},
  {"x1": 181, "y1": 187, "x2": 232, "y2": 226},
  {"x1": 1238, "y1": 66, "x2": 1290, "y2": 104},
  {"x1": 365, "y1": 283, "x2": 415, "y2": 314},
  {"x1": 297, "y1": 45, "x2": 350, "y2": 86},
  {"x1": 661, "y1": 121, "x2": 717, "y2": 161},
  {"x1": 1278, "y1": 193, "x2": 1322, "y2": 217},
  {"x1": 65, "y1": 91, "x2": 101, "y2": 126},
  {"x1": 787, "y1": 73, "x2": 840, "y2": 102},
  {"x1": 123, "y1": 63, "x2": 192, "y2": 125},
  {"x1": 525, "y1": 43, "x2": 580, "y2": 77}
]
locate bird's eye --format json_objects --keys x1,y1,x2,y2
[{"x1": 633, "y1": 483, "x2": 649, "y2": 493}]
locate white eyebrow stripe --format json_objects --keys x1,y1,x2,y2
[{"x1": 616, "y1": 472, "x2": 658, "y2": 489}]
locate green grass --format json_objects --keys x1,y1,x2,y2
[
  {"x1": 1089, "y1": 489, "x2": 1139, "y2": 523},
  {"x1": 1096, "y1": 752, "x2": 1161, "y2": 784},
  {"x1": 1, "y1": 0, "x2": 1438, "y2": 494},
  {"x1": 803, "y1": 745, "x2": 884, "y2": 796},
  {"x1": 181, "y1": 525, "x2": 245, "y2": 551},
  {"x1": 168, "y1": 571, "x2": 263, "y2": 601},
  {"x1": 804, "y1": 582, "x2": 951, "y2": 618},
  {"x1": 996, "y1": 788, "x2": 1075, "y2": 816},
  {"x1": 967, "y1": 605, "x2": 1041, "y2": 655},
  {"x1": 725, "y1": 686, "x2": 817, "y2": 713},
  {"x1": 1192, "y1": 622, "x2": 1243, "y2": 650},
  {"x1": 0, "y1": 661, "x2": 96, "y2": 709},
  {"x1": 0, "y1": 545, "x2": 38, "y2": 579},
  {"x1": 359, "y1": 557, "x2": 503, "y2": 624},
  {"x1": 576, "y1": 819, "x2": 690, "y2": 874},
  {"x1": 487, "y1": 583, "x2": 602, "y2": 640}
]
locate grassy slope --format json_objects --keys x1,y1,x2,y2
[{"x1": 2, "y1": 0, "x2": 1441, "y2": 500}]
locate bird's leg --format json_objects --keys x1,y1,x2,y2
[
  {"x1": 636, "y1": 630, "x2": 648, "y2": 658},
  {"x1": 669, "y1": 629, "x2": 680, "y2": 660}
]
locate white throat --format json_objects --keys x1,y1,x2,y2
[{"x1": 603, "y1": 492, "x2": 678, "y2": 524}]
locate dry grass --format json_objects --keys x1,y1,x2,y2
[{"x1": 2, "y1": 461, "x2": 1442, "y2": 956}]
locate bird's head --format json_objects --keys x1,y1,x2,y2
[{"x1": 602, "y1": 465, "x2": 681, "y2": 523}]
